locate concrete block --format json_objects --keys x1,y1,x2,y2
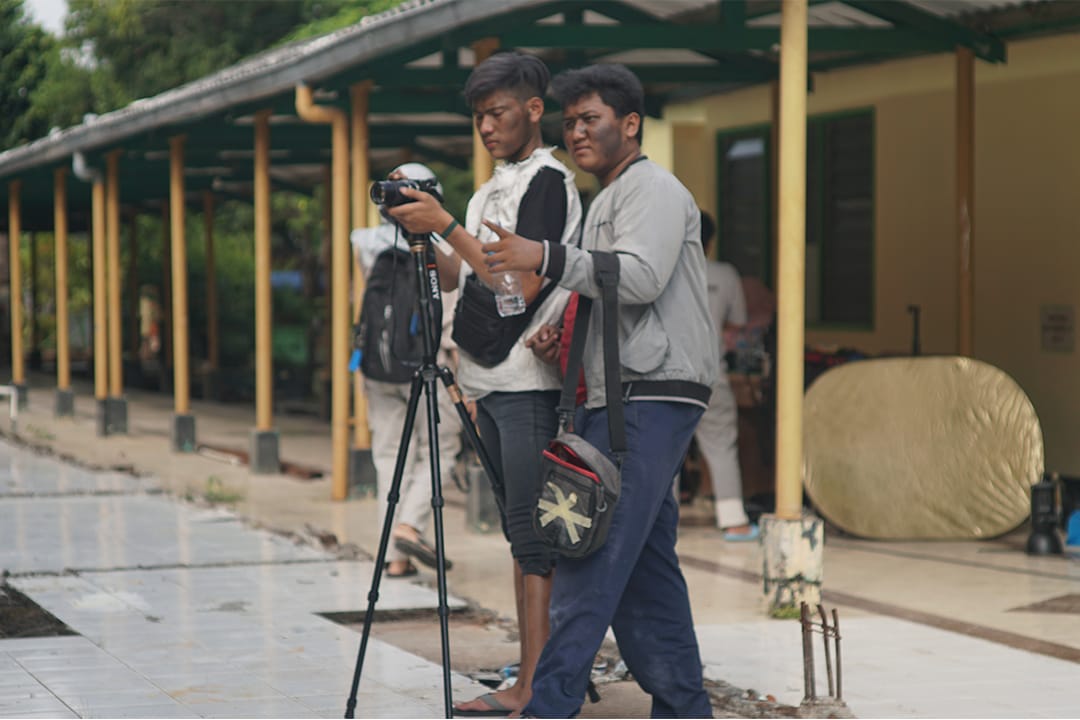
[
  {"x1": 104, "y1": 397, "x2": 128, "y2": 434},
  {"x1": 348, "y1": 448, "x2": 377, "y2": 498},
  {"x1": 55, "y1": 389, "x2": 75, "y2": 418},
  {"x1": 13, "y1": 383, "x2": 28, "y2": 410},
  {"x1": 761, "y1": 513, "x2": 824, "y2": 617},
  {"x1": 249, "y1": 429, "x2": 280, "y2": 474},
  {"x1": 172, "y1": 413, "x2": 196, "y2": 453}
]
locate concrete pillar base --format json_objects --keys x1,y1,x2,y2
[
  {"x1": 96, "y1": 399, "x2": 108, "y2": 437},
  {"x1": 104, "y1": 397, "x2": 128, "y2": 435},
  {"x1": 761, "y1": 513, "x2": 824, "y2": 618},
  {"x1": 249, "y1": 429, "x2": 280, "y2": 475},
  {"x1": 348, "y1": 448, "x2": 377, "y2": 498},
  {"x1": 55, "y1": 389, "x2": 75, "y2": 418},
  {"x1": 13, "y1": 383, "x2": 28, "y2": 410},
  {"x1": 172, "y1": 413, "x2": 196, "y2": 453}
]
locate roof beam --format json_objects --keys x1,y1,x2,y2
[
  {"x1": 497, "y1": 24, "x2": 957, "y2": 54},
  {"x1": 841, "y1": 0, "x2": 1006, "y2": 63},
  {"x1": 351, "y1": 64, "x2": 775, "y2": 89}
]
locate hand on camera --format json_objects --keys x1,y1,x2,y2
[
  {"x1": 387, "y1": 187, "x2": 451, "y2": 235},
  {"x1": 526, "y1": 324, "x2": 561, "y2": 366},
  {"x1": 482, "y1": 220, "x2": 544, "y2": 274}
]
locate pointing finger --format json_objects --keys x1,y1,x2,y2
[{"x1": 482, "y1": 219, "x2": 510, "y2": 237}]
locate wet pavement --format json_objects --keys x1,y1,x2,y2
[
  {"x1": 0, "y1": 442, "x2": 478, "y2": 718},
  {"x1": 2, "y1": 380, "x2": 1080, "y2": 718}
]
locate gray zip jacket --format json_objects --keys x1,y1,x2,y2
[{"x1": 543, "y1": 157, "x2": 719, "y2": 409}]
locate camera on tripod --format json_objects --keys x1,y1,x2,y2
[{"x1": 370, "y1": 178, "x2": 442, "y2": 207}]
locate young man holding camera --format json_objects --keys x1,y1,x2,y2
[
  {"x1": 484, "y1": 64, "x2": 718, "y2": 718},
  {"x1": 388, "y1": 51, "x2": 582, "y2": 716}
]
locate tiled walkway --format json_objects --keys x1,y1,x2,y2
[
  {"x1": 0, "y1": 442, "x2": 478, "y2": 718},
  {"x1": 4, "y1": 381, "x2": 1080, "y2": 718}
]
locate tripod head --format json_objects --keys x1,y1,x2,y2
[{"x1": 406, "y1": 230, "x2": 432, "y2": 251}]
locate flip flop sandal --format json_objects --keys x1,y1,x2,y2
[
  {"x1": 453, "y1": 692, "x2": 512, "y2": 717},
  {"x1": 394, "y1": 536, "x2": 453, "y2": 570}
]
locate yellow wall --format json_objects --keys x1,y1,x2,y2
[{"x1": 666, "y1": 32, "x2": 1080, "y2": 473}]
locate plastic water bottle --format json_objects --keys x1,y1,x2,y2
[{"x1": 493, "y1": 270, "x2": 526, "y2": 317}]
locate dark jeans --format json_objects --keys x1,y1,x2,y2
[
  {"x1": 525, "y1": 401, "x2": 713, "y2": 719},
  {"x1": 475, "y1": 390, "x2": 560, "y2": 577}
]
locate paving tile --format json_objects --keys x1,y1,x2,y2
[
  {"x1": 58, "y1": 687, "x2": 180, "y2": 713},
  {"x1": 0, "y1": 693, "x2": 71, "y2": 714},
  {"x1": 80, "y1": 703, "x2": 194, "y2": 719},
  {"x1": 0, "y1": 494, "x2": 326, "y2": 575},
  {"x1": 181, "y1": 697, "x2": 320, "y2": 718}
]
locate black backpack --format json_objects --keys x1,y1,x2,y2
[{"x1": 356, "y1": 246, "x2": 441, "y2": 383}]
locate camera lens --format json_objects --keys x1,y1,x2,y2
[{"x1": 370, "y1": 182, "x2": 387, "y2": 205}]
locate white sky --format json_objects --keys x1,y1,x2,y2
[{"x1": 25, "y1": 0, "x2": 69, "y2": 35}]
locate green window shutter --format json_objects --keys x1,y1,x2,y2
[{"x1": 820, "y1": 112, "x2": 873, "y2": 326}]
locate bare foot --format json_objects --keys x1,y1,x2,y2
[
  {"x1": 385, "y1": 560, "x2": 417, "y2": 577},
  {"x1": 392, "y1": 523, "x2": 421, "y2": 543}
]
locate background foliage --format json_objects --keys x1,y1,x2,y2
[{"x1": 3, "y1": 0, "x2": 474, "y2": 400}]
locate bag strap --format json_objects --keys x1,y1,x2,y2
[{"x1": 557, "y1": 251, "x2": 625, "y2": 459}]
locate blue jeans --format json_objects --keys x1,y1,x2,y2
[
  {"x1": 525, "y1": 401, "x2": 712, "y2": 718},
  {"x1": 475, "y1": 390, "x2": 560, "y2": 577}
]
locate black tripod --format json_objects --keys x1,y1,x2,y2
[{"x1": 345, "y1": 231, "x2": 504, "y2": 719}]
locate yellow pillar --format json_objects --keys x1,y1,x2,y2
[
  {"x1": 54, "y1": 169, "x2": 71, "y2": 395},
  {"x1": 254, "y1": 111, "x2": 272, "y2": 431},
  {"x1": 7, "y1": 181, "x2": 25, "y2": 390},
  {"x1": 169, "y1": 135, "x2": 196, "y2": 452},
  {"x1": 775, "y1": 0, "x2": 808, "y2": 521},
  {"x1": 127, "y1": 213, "x2": 139, "y2": 357},
  {"x1": 55, "y1": 170, "x2": 75, "y2": 415},
  {"x1": 203, "y1": 193, "x2": 218, "y2": 370},
  {"x1": 770, "y1": 79, "x2": 780, "y2": 288},
  {"x1": 161, "y1": 203, "x2": 172, "y2": 370},
  {"x1": 472, "y1": 39, "x2": 500, "y2": 190},
  {"x1": 106, "y1": 151, "x2": 123, "y2": 398},
  {"x1": 762, "y1": 0, "x2": 822, "y2": 617},
  {"x1": 956, "y1": 47, "x2": 975, "y2": 357},
  {"x1": 296, "y1": 84, "x2": 350, "y2": 500},
  {"x1": 350, "y1": 81, "x2": 372, "y2": 451},
  {"x1": 92, "y1": 180, "x2": 107, "y2": 403}
]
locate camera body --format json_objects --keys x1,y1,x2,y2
[{"x1": 370, "y1": 178, "x2": 443, "y2": 207}]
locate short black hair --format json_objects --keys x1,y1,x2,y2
[
  {"x1": 551, "y1": 64, "x2": 645, "y2": 143},
  {"x1": 700, "y1": 210, "x2": 716, "y2": 249},
  {"x1": 464, "y1": 52, "x2": 550, "y2": 108}
]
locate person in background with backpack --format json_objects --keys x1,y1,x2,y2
[
  {"x1": 388, "y1": 52, "x2": 582, "y2": 717},
  {"x1": 351, "y1": 162, "x2": 461, "y2": 579}
]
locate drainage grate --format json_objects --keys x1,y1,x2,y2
[
  {"x1": 0, "y1": 584, "x2": 77, "y2": 639},
  {"x1": 1009, "y1": 593, "x2": 1080, "y2": 614}
]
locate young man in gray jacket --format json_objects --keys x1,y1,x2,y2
[{"x1": 485, "y1": 64, "x2": 718, "y2": 718}]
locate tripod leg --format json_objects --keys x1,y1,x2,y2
[
  {"x1": 420, "y1": 369, "x2": 455, "y2": 718},
  {"x1": 345, "y1": 373, "x2": 423, "y2": 719},
  {"x1": 436, "y1": 366, "x2": 506, "y2": 516}
]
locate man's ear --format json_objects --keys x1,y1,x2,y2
[
  {"x1": 525, "y1": 96, "x2": 546, "y2": 123},
  {"x1": 623, "y1": 111, "x2": 641, "y2": 141}
]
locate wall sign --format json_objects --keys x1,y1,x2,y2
[{"x1": 1041, "y1": 304, "x2": 1074, "y2": 353}]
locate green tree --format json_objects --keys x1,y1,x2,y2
[
  {"x1": 0, "y1": 0, "x2": 56, "y2": 149},
  {"x1": 63, "y1": 0, "x2": 351, "y2": 102}
]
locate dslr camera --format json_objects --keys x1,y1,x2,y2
[{"x1": 370, "y1": 178, "x2": 442, "y2": 207}]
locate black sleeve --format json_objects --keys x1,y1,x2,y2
[{"x1": 515, "y1": 166, "x2": 568, "y2": 246}]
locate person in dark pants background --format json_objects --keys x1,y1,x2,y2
[{"x1": 485, "y1": 63, "x2": 718, "y2": 718}]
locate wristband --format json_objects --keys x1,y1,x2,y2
[{"x1": 440, "y1": 218, "x2": 459, "y2": 238}]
